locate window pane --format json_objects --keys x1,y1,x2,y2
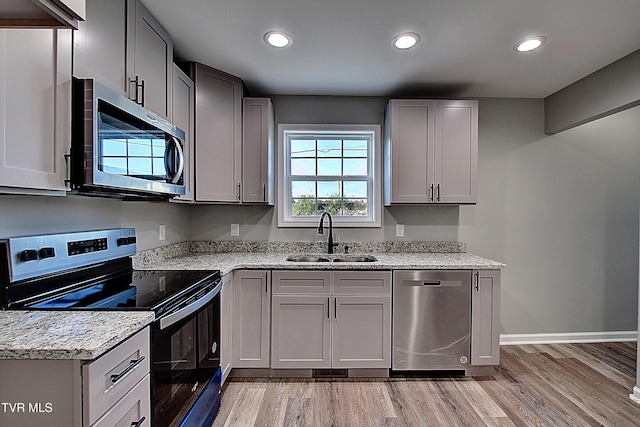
[
  {"x1": 291, "y1": 139, "x2": 315, "y2": 157},
  {"x1": 318, "y1": 181, "x2": 341, "y2": 198},
  {"x1": 317, "y1": 199, "x2": 341, "y2": 216},
  {"x1": 129, "y1": 139, "x2": 152, "y2": 156},
  {"x1": 102, "y1": 139, "x2": 127, "y2": 156},
  {"x1": 102, "y1": 157, "x2": 127, "y2": 174},
  {"x1": 153, "y1": 158, "x2": 166, "y2": 176},
  {"x1": 152, "y1": 139, "x2": 166, "y2": 157},
  {"x1": 344, "y1": 181, "x2": 367, "y2": 198},
  {"x1": 343, "y1": 140, "x2": 368, "y2": 157},
  {"x1": 343, "y1": 199, "x2": 367, "y2": 216},
  {"x1": 317, "y1": 140, "x2": 341, "y2": 157},
  {"x1": 291, "y1": 181, "x2": 316, "y2": 198},
  {"x1": 291, "y1": 159, "x2": 316, "y2": 175},
  {"x1": 292, "y1": 197, "x2": 318, "y2": 217},
  {"x1": 318, "y1": 159, "x2": 341, "y2": 176},
  {"x1": 129, "y1": 158, "x2": 152, "y2": 176},
  {"x1": 343, "y1": 158, "x2": 367, "y2": 175}
]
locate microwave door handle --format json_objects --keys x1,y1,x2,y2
[{"x1": 165, "y1": 136, "x2": 185, "y2": 184}]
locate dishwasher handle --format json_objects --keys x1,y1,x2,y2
[{"x1": 403, "y1": 280, "x2": 462, "y2": 287}]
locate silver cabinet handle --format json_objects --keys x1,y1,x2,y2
[
  {"x1": 237, "y1": 182, "x2": 242, "y2": 200},
  {"x1": 111, "y1": 356, "x2": 145, "y2": 384},
  {"x1": 436, "y1": 184, "x2": 440, "y2": 201},
  {"x1": 131, "y1": 416, "x2": 146, "y2": 427},
  {"x1": 430, "y1": 184, "x2": 434, "y2": 201},
  {"x1": 263, "y1": 182, "x2": 267, "y2": 201}
]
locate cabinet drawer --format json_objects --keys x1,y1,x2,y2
[
  {"x1": 92, "y1": 374, "x2": 150, "y2": 427},
  {"x1": 272, "y1": 270, "x2": 332, "y2": 294},
  {"x1": 333, "y1": 271, "x2": 391, "y2": 296},
  {"x1": 83, "y1": 327, "x2": 150, "y2": 426}
]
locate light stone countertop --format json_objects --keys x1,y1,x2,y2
[
  {"x1": 0, "y1": 311, "x2": 154, "y2": 360},
  {"x1": 137, "y1": 251, "x2": 506, "y2": 276}
]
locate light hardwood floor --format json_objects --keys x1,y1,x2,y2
[{"x1": 212, "y1": 342, "x2": 640, "y2": 426}]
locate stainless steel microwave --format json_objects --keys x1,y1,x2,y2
[{"x1": 70, "y1": 78, "x2": 186, "y2": 199}]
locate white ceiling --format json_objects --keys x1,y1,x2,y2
[{"x1": 141, "y1": 0, "x2": 640, "y2": 98}]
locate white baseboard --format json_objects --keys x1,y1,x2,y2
[
  {"x1": 630, "y1": 386, "x2": 640, "y2": 404},
  {"x1": 500, "y1": 331, "x2": 638, "y2": 345}
]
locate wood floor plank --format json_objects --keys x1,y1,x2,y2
[{"x1": 212, "y1": 342, "x2": 640, "y2": 427}]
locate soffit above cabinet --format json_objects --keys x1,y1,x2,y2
[{"x1": 0, "y1": 0, "x2": 85, "y2": 29}]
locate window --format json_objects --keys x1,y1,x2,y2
[{"x1": 278, "y1": 124, "x2": 381, "y2": 227}]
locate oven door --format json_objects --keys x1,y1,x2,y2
[{"x1": 152, "y1": 280, "x2": 221, "y2": 427}]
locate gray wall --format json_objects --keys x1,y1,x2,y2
[
  {"x1": 2, "y1": 96, "x2": 638, "y2": 336},
  {"x1": 190, "y1": 97, "x2": 640, "y2": 335},
  {"x1": 0, "y1": 196, "x2": 189, "y2": 251}
]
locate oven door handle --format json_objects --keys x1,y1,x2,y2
[{"x1": 159, "y1": 279, "x2": 222, "y2": 330}]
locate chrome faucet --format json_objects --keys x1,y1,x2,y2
[{"x1": 318, "y1": 211, "x2": 339, "y2": 254}]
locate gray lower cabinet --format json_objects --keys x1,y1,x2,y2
[
  {"x1": 219, "y1": 272, "x2": 233, "y2": 382},
  {"x1": 231, "y1": 270, "x2": 271, "y2": 368},
  {"x1": 0, "y1": 28, "x2": 71, "y2": 195},
  {"x1": 471, "y1": 270, "x2": 501, "y2": 366},
  {"x1": 0, "y1": 327, "x2": 150, "y2": 427},
  {"x1": 271, "y1": 270, "x2": 392, "y2": 370}
]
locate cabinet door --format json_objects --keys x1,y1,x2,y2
[
  {"x1": 219, "y1": 273, "x2": 232, "y2": 383},
  {"x1": 232, "y1": 270, "x2": 270, "y2": 368},
  {"x1": 384, "y1": 99, "x2": 435, "y2": 204},
  {"x1": 242, "y1": 97, "x2": 274, "y2": 204},
  {"x1": 471, "y1": 270, "x2": 501, "y2": 366},
  {"x1": 271, "y1": 270, "x2": 332, "y2": 295},
  {"x1": 92, "y1": 374, "x2": 150, "y2": 427},
  {"x1": 271, "y1": 295, "x2": 331, "y2": 369},
  {"x1": 73, "y1": 0, "x2": 127, "y2": 96},
  {"x1": 435, "y1": 100, "x2": 478, "y2": 203},
  {"x1": 171, "y1": 64, "x2": 195, "y2": 202},
  {"x1": 127, "y1": 0, "x2": 173, "y2": 119},
  {"x1": 332, "y1": 296, "x2": 391, "y2": 369},
  {"x1": 0, "y1": 28, "x2": 71, "y2": 194},
  {"x1": 194, "y1": 64, "x2": 242, "y2": 202}
]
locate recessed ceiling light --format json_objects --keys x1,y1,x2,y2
[
  {"x1": 514, "y1": 36, "x2": 546, "y2": 52},
  {"x1": 393, "y1": 32, "x2": 420, "y2": 50},
  {"x1": 264, "y1": 31, "x2": 292, "y2": 48}
]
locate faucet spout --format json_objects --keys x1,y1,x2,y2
[{"x1": 318, "y1": 211, "x2": 339, "y2": 254}]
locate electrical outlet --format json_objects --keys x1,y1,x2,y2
[
  {"x1": 230, "y1": 224, "x2": 240, "y2": 237},
  {"x1": 396, "y1": 224, "x2": 405, "y2": 237},
  {"x1": 159, "y1": 224, "x2": 166, "y2": 241}
]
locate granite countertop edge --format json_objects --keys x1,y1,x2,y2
[{"x1": 0, "y1": 311, "x2": 155, "y2": 361}]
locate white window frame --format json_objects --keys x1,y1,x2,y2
[{"x1": 277, "y1": 124, "x2": 382, "y2": 228}]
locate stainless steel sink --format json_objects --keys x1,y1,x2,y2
[
  {"x1": 331, "y1": 255, "x2": 378, "y2": 262},
  {"x1": 286, "y1": 254, "x2": 377, "y2": 263},
  {"x1": 286, "y1": 255, "x2": 331, "y2": 262}
]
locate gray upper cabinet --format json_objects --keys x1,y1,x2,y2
[
  {"x1": 471, "y1": 270, "x2": 501, "y2": 366},
  {"x1": 1, "y1": 0, "x2": 85, "y2": 29},
  {"x1": 0, "y1": 28, "x2": 72, "y2": 195},
  {"x1": 171, "y1": 64, "x2": 195, "y2": 202},
  {"x1": 384, "y1": 99, "x2": 478, "y2": 205},
  {"x1": 74, "y1": 0, "x2": 172, "y2": 120},
  {"x1": 126, "y1": 0, "x2": 173, "y2": 120},
  {"x1": 192, "y1": 63, "x2": 243, "y2": 203},
  {"x1": 242, "y1": 97, "x2": 274, "y2": 204},
  {"x1": 73, "y1": 0, "x2": 127, "y2": 95}
]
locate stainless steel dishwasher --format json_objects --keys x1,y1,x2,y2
[{"x1": 393, "y1": 270, "x2": 472, "y2": 371}]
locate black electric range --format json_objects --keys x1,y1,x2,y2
[{"x1": 0, "y1": 228, "x2": 223, "y2": 427}]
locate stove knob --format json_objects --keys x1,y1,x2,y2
[
  {"x1": 38, "y1": 247, "x2": 56, "y2": 259},
  {"x1": 19, "y1": 249, "x2": 38, "y2": 262}
]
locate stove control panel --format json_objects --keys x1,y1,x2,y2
[{"x1": 0, "y1": 228, "x2": 137, "y2": 283}]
